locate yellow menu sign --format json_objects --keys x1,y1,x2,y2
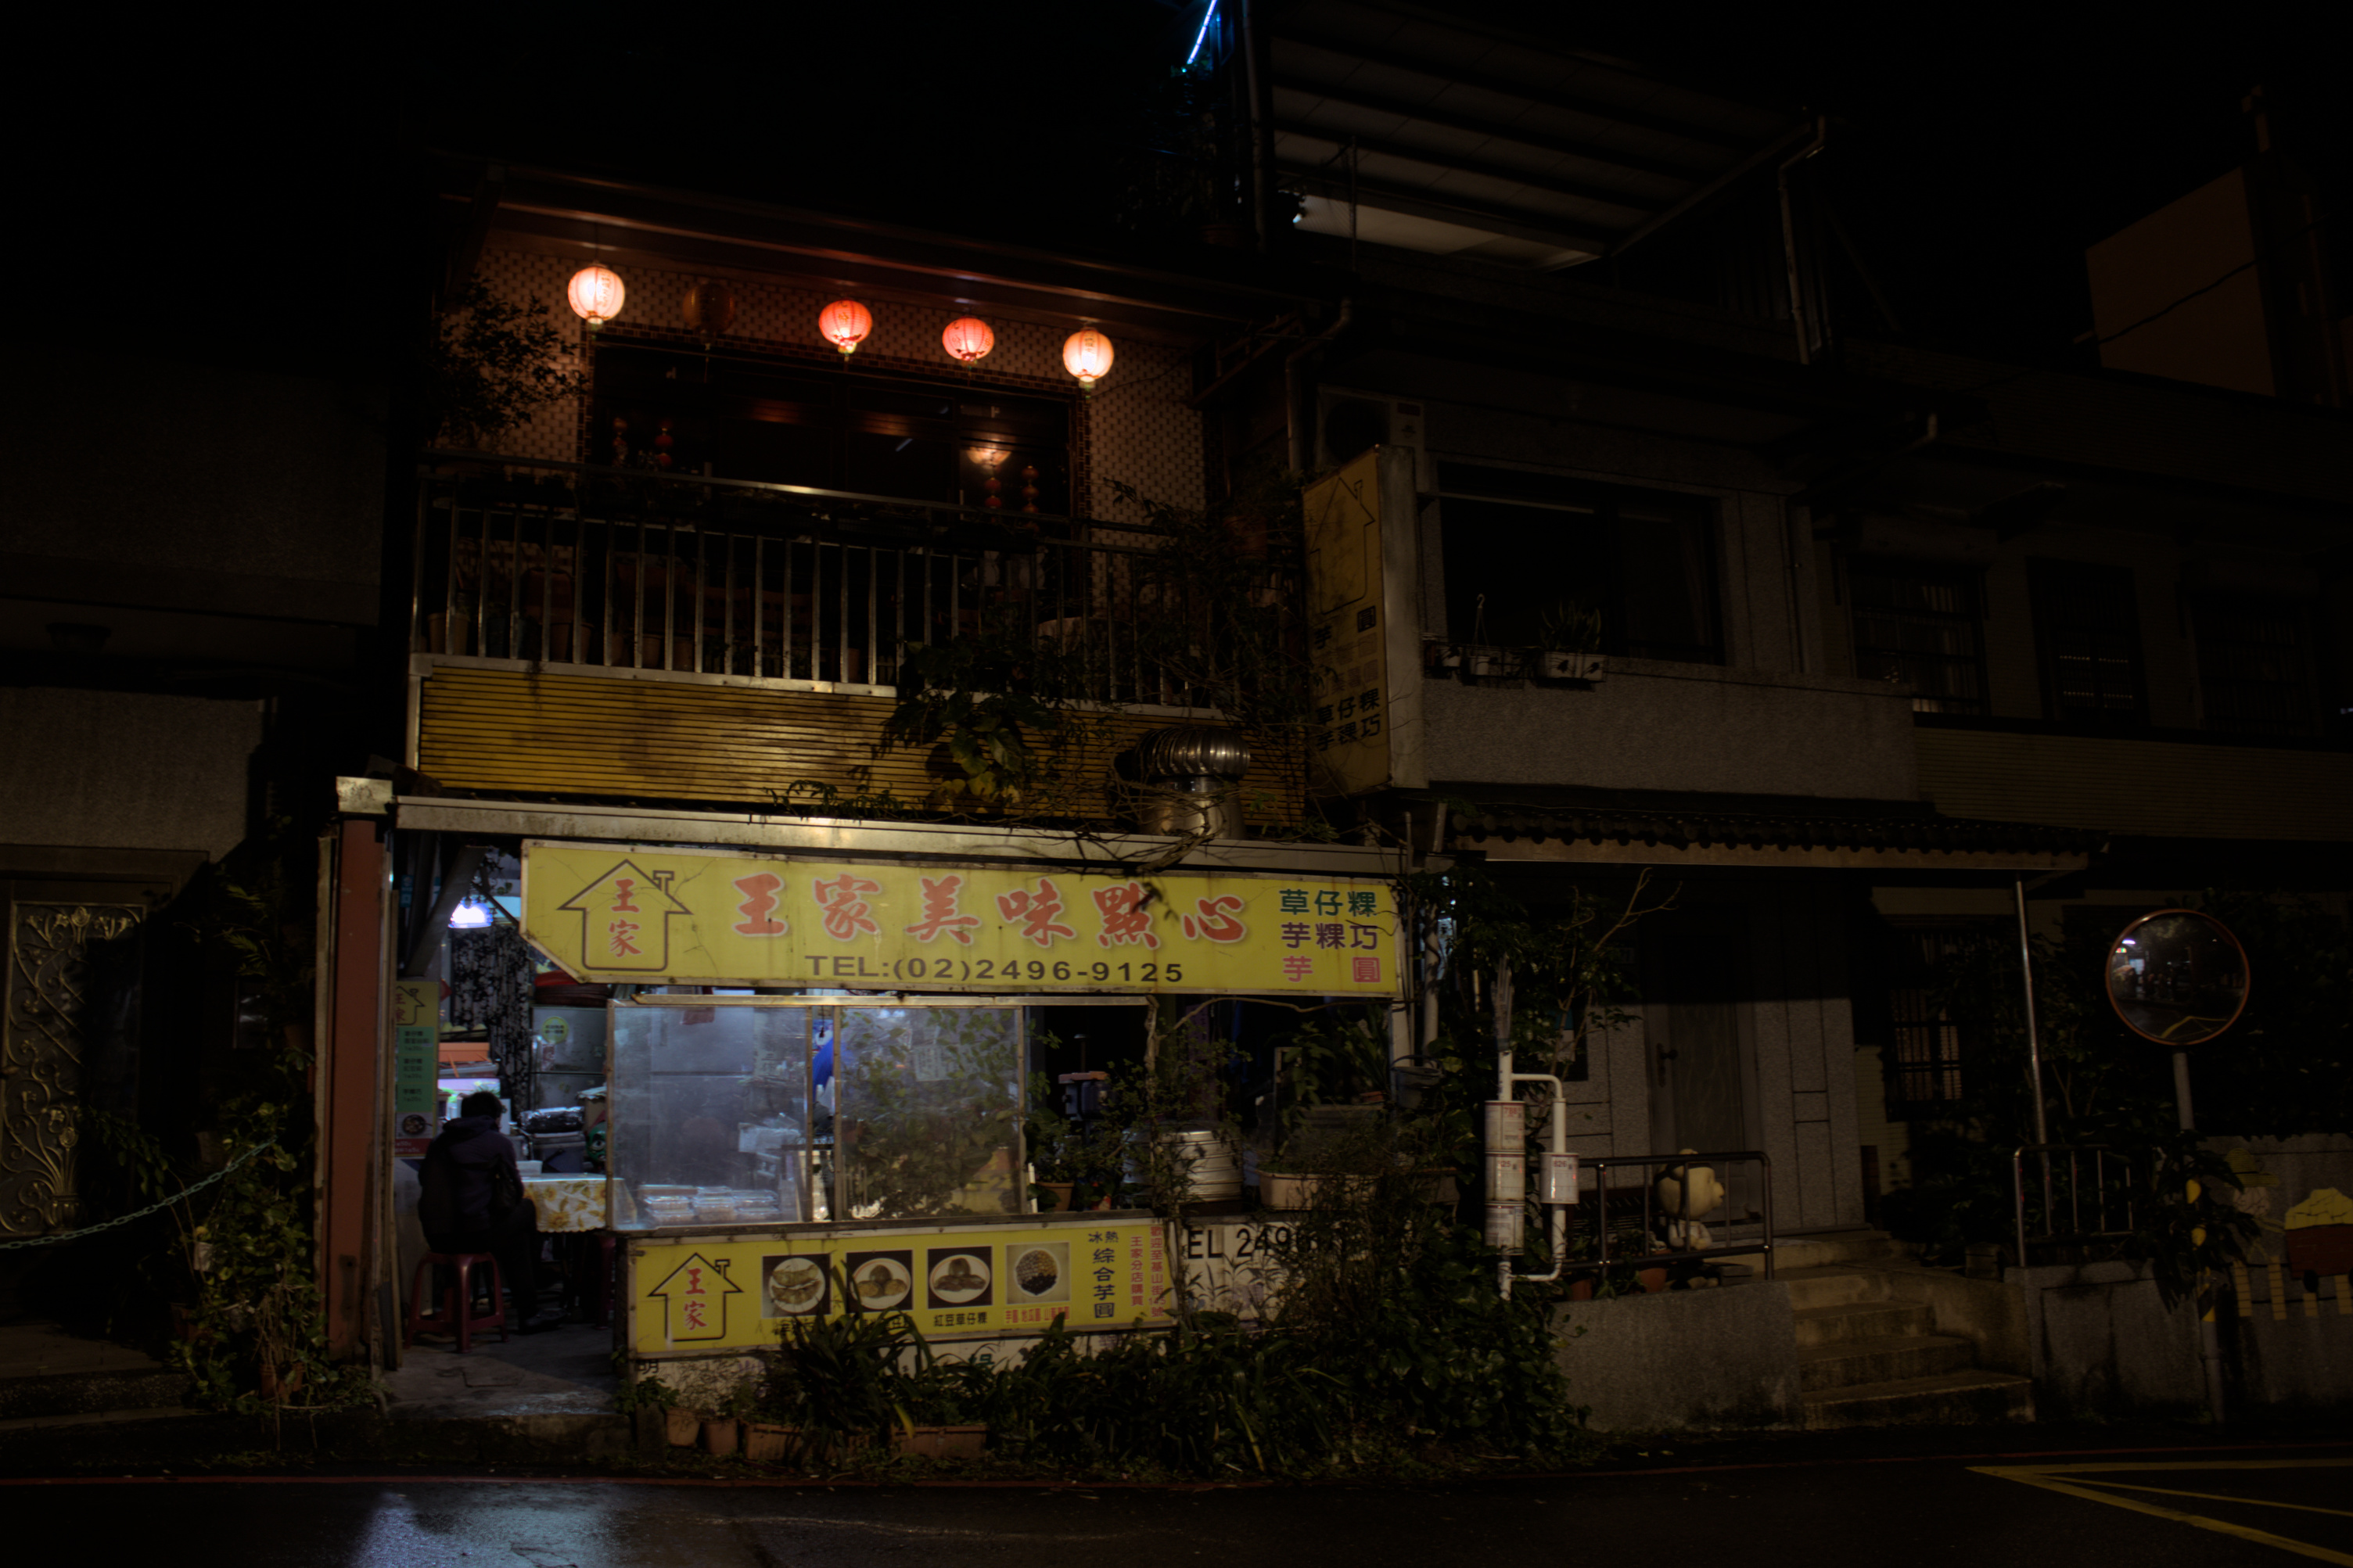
[
  {"x1": 520, "y1": 842, "x2": 1401, "y2": 997},
  {"x1": 628, "y1": 1219, "x2": 1171, "y2": 1352}
]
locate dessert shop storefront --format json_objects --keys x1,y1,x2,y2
[{"x1": 511, "y1": 831, "x2": 1403, "y2": 1383}]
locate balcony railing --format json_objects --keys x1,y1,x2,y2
[{"x1": 411, "y1": 455, "x2": 1259, "y2": 705}]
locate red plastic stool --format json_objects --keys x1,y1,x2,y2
[{"x1": 405, "y1": 1251, "x2": 507, "y2": 1353}]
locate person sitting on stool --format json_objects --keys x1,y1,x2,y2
[{"x1": 419, "y1": 1090, "x2": 554, "y2": 1331}]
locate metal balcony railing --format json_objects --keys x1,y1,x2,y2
[{"x1": 410, "y1": 455, "x2": 1267, "y2": 705}]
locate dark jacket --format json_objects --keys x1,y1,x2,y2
[{"x1": 418, "y1": 1114, "x2": 520, "y2": 1238}]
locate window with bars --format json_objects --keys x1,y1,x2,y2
[
  {"x1": 1849, "y1": 559, "x2": 1987, "y2": 713},
  {"x1": 1882, "y1": 926, "x2": 1981, "y2": 1112},
  {"x1": 2197, "y1": 595, "x2": 2316, "y2": 737},
  {"x1": 2031, "y1": 560, "x2": 2145, "y2": 723}
]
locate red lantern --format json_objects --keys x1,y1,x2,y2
[
  {"x1": 819, "y1": 299, "x2": 872, "y2": 357},
  {"x1": 1062, "y1": 328, "x2": 1115, "y2": 390},
  {"x1": 566, "y1": 264, "x2": 627, "y2": 328},
  {"x1": 942, "y1": 317, "x2": 995, "y2": 364}
]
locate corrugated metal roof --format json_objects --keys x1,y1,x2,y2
[{"x1": 1266, "y1": 0, "x2": 1803, "y2": 269}]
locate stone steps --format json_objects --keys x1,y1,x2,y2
[
  {"x1": 1776, "y1": 1232, "x2": 2035, "y2": 1428},
  {"x1": 1798, "y1": 1332, "x2": 1975, "y2": 1392},
  {"x1": 1802, "y1": 1368, "x2": 2036, "y2": 1429},
  {"x1": 1793, "y1": 1299, "x2": 1934, "y2": 1347}
]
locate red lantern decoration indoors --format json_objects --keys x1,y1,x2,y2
[
  {"x1": 942, "y1": 317, "x2": 996, "y2": 364},
  {"x1": 818, "y1": 299, "x2": 872, "y2": 357}
]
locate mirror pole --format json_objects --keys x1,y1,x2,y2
[
  {"x1": 2013, "y1": 879, "x2": 2049, "y2": 1148},
  {"x1": 2173, "y1": 1046, "x2": 2227, "y2": 1423}
]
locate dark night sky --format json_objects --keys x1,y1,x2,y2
[{"x1": 31, "y1": 2, "x2": 2348, "y2": 373}]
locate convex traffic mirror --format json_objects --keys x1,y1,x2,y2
[{"x1": 2105, "y1": 909, "x2": 2251, "y2": 1046}]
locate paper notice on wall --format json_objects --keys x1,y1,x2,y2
[{"x1": 1305, "y1": 448, "x2": 1391, "y2": 795}]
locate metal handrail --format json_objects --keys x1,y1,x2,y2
[
  {"x1": 1571, "y1": 1150, "x2": 1775, "y2": 1281},
  {"x1": 410, "y1": 454, "x2": 1282, "y2": 706},
  {"x1": 2012, "y1": 1143, "x2": 2136, "y2": 1268}
]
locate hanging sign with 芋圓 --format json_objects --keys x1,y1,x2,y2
[{"x1": 519, "y1": 842, "x2": 1401, "y2": 998}]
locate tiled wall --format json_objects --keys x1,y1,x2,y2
[{"x1": 462, "y1": 247, "x2": 1205, "y2": 522}]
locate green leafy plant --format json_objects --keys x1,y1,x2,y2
[{"x1": 421, "y1": 278, "x2": 584, "y2": 445}]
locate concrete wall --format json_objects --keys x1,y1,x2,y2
[
  {"x1": 1423, "y1": 660, "x2": 1920, "y2": 802},
  {"x1": 2, "y1": 345, "x2": 386, "y2": 637},
  {"x1": 2013, "y1": 1260, "x2": 2205, "y2": 1419},
  {"x1": 1554, "y1": 1283, "x2": 1800, "y2": 1430},
  {"x1": 0, "y1": 687, "x2": 263, "y2": 859}
]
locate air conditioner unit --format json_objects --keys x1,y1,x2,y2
[{"x1": 1315, "y1": 389, "x2": 1427, "y2": 489}]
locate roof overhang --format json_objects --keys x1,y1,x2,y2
[
  {"x1": 1265, "y1": 0, "x2": 1805, "y2": 271},
  {"x1": 434, "y1": 157, "x2": 1322, "y2": 344}
]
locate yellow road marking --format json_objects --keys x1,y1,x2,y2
[
  {"x1": 2069, "y1": 1480, "x2": 2353, "y2": 1520},
  {"x1": 1972, "y1": 1460, "x2": 2353, "y2": 1567}
]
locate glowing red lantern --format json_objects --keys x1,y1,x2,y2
[
  {"x1": 566, "y1": 264, "x2": 627, "y2": 328},
  {"x1": 942, "y1": 317, "x2": 996, "y2": 364},
  {"x1": 819, "y1": 299, "x2": 872, "y2": 357},
  {"x1": 1062, "y1": 328, "x2": 1115, "y2": 391}
]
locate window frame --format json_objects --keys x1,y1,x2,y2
[
  {"x1": 1431, "y1": 463, "x2": 1726, "y2": 666},
  {"x1": 2028, "y1": 558, "x2": 2147, "y2": 727},
  {"x1": 1847, "y1": 555, "x2": 1990, "y2": 715},
  {"x1": 2193, "y1": 592, "x2": 2319, "y2": 737}
]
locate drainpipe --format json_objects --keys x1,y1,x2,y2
[
  {"x1": 1776, "y1": 116, "x2": 1828, "y2": 365},
  {"x1": 1284, "y1": 300, "x2": 1354, "y2": 472},
  {"x1": 1240, "y1": 0, "x2": 1270, "y2": 251}
]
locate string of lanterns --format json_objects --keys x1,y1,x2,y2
[{"x1": 563, "y1": 264, "x2": 1114, "y2": 391}]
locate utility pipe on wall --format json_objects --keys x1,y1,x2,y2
[
  {"x1": 1776, "y1": 116, "x2": 1829, "y2": 365},
  {"x1": 1284, "y1": 300, "x2": 1354, "y2": 472}
]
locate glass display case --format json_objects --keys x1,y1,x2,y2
[{"x1": 609, "y1": 997, "x2": 1024, "y2": 1230}]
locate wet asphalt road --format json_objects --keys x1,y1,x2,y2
[{"x1": 9, "y1": 1444, "x2": 2348, "y2": 1566}]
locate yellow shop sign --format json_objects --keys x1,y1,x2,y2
[
  {"x1": 520, "y1": 843, "x2": 1400, "y2": 997},
  {"x1": 627, "y1": 1221, "x2": 1173, "y2": 1352}
]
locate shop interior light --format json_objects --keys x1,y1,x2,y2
[{"x1": 450, "y1": 897, "x2": 494, "y2": 929}]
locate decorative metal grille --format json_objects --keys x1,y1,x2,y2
[{"x1": 2, "y1": 902, "x2": 144, "y2": 1236}]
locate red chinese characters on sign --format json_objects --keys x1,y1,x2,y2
[
  {"x1": 681, "y1": 1264, "x2": 709, "y2": 1331},
  {"x1": 1353, "y1": 957, "x2": 1382, "y2": 982},
  {"x1": 1090, "y1": 881, "x2": 1159, "y2": 949},
  {"x1": 995, "y1": 877, "x2": 1076, "y2": 948},
  {"x1": 731, "y1": 873, "x2": 788, "y2": 936},
  {"x1": 1177, "y1": 894, "x2": 1248, "y2": 944},
  {"x1": 903, "y1": 874, "x2": 981, "y2": 945},
  {"x1": 810, "y1": 874, "x2": 882, "y2": 941},
  {"x1": 607, "y1": 873, "x2": 645, "y2": 956},
  {"x1": 1281, "y1": 954, "x2": 1314, "y2": 981}
]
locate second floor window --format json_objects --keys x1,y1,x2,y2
[
  {"x1": 1435, "y1": 464, "x2": 1722, "y2": 664},
  {"x1": 2197, "y1": 595, "x2": 2317, "y2": 737},
  {"x1": 588, "y1": 340, "x2": 1072, "y2": 515},
  {"x1": 1849, "y1": 559, "x2": 1986, "y2": 713},
  {"x1": 2031, "y1": 560, "x2": 2145, "y2": 724}
]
